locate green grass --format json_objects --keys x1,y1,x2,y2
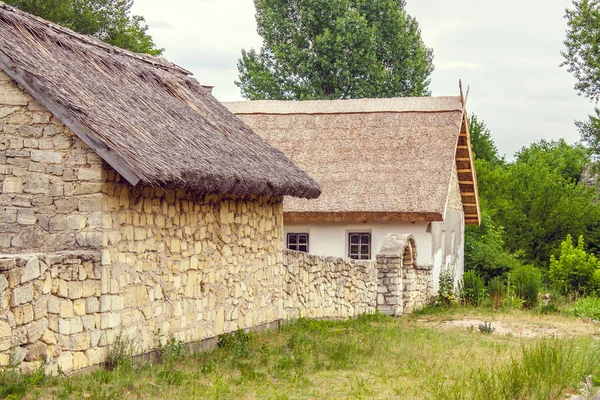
[
  {"x1": 572, "y1": 297, "x2": 600, "y2": 320},
  {"x1": 1, "y1": 311, "x2": 599, "y2": 399}
]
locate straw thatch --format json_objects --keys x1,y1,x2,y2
[
  {"x1": 227, "y1": 96, "x2": 480, "y2": 223},
  {"x1": 0, "y1": 3, "x2": 321, "y2": 199}
]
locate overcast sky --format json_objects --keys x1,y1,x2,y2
[{"x1": 132, "y1": 0, "x2": 593, "y2": 159}]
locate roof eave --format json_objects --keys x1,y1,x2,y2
[{"x1": 0, "y1": 49, "x2": 143, "y2": 187}]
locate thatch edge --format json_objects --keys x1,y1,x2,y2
[{"x1": 0, "y1": 51, "x2": 142, "y2": 186}]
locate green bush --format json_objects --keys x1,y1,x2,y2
[
  {"x1": 487, "y1": 277, "x2": 504, "y2": 310},
  {"x1": 436, "y1": 270, "x2": 457, "y2": 306},
  {"x1": 549, "y1": 235, "x2": 600, "y2": 296},
  {"x1": 572, "y1": 297, "x2": 600, "y2": 320},
  {"x1": 460, "y1": 271, "x2": 486, "y2": 307},
  {"x1": 512, "y1": 265, "x2": 542, "y2": 309}
]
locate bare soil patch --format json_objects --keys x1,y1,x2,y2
[{"x1": 414, "y1": 311, "x2": 600, "y2": 338}]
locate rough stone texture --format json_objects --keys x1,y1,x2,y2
[
  {"x1": 0, "y1": 70, "x2": 103, "y2": 253},
  {"x1": 283, "y1": 251, "x2": 377, "y2": 319}
]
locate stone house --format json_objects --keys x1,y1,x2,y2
[
  {"x1": 0, "y1": 4, "x2": 321, "y2": 373},
  {"x1": 227, "y1": 96, "x2": 481, "y2": 290}
]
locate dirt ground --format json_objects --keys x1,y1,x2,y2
[{"x1": 413, "y1": 312, "x2": 600, "y2": 338}]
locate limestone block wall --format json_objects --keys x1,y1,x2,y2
[
  {"x1": 99, "y1": 172, "x2": 285, "y2": 351},
  {"x1": 403, "y1": 265, "x2": 433, "y2": 313},
  {"x1": 0, "y1": 70, "x2": 104, "y2": 253},
  {"x1": 282, "y1": 250, "x2": 377, "y2": 319},
  {"x1": 0, "y1": 252, "x2": 103, "y2": 375}
]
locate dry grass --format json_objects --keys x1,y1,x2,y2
[{"x1": 1, "y1": 310, "x2": 599, "y2": 400}]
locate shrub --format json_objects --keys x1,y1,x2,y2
[
  {"x1": 436, "y1": 270, "x2": 457, "y2": 306},
  {"x1": 512, "y1": 265, "x2": 542, "y2": 309},
  {"x1": 487, "y1": 277, "x2": 504, "y2": 310},
  {"x1": 549, "y1": 235, "x2": 600, "y2": 296},
  {"x1": 572, "y1": 297, "x2": 600, "y2": 321},
  {"x1": 460, "y1": 271, "x2": 486, "y2": 307}
]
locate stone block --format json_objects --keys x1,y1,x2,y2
[
  {"x1": 56, "y1": 352, "x2": 73, "y2": 374},
  {"x1": 0, "y1": 320, "x2": 10, "y2": 339},
  {"x1": 16, "y1": 209, "x2": 37, "y2": 225},
  {"x1": 100, "y1": 313, "x2": 120, "y2": 329},
  {"x1": 23, "y1": 174, "x2": 50, "y2": 194},
  {"x1": 24, "y1": 341, "x2": 48, "y2": 362},
  {"x1": 26, "y1": 318, "x2": 48, "y2": 343},
  {"x1": 67, "y1": 282, "x2": 83, "y2": 299},
  {"x1": 59, "y1": 300, "x2": 74, "y2": 318},
  {"x1": 81, "y1": 315, "x2": 95, "y2": 331},
  {"x1": 77, "y1": 168, "x2": 102, "y2": 181},
  {"x1": 0, "y1": 84, "x2": 29, "y2": 105},
  {"x1": 49, "y1": 215, "x2": 67, "y2": 231},
  {"x1": 72, "y1": 351, "x2": 89, "y2": 371},
  {"x1": 2, "y1": 176, "x2": 22, "y2": 193},
  {"x1": 70, "y1": 332, "x2": 90, "y2": 351},
  {"x1": 21, "y1": 257, "x2": 41, "y2": 283},
  {"x1": 12, "y1": 283, "x2": 33, "y2": 306},
  {"x1": 58, "y1": 318, "x2": 70, "y2": 335},
  {"x1": 76, "y1": 232, "x2": 102, "y2": 247},
  {"x1": 73, "y1": 299, "x2": 86, "y2": 316},
  {"x1": 31, "y1": 150, "x2": 62, "y2": 164},
  {"x1": 85, "y1": 347, "x2": 107, "y2": 366},
  {"x1": 78, "y1": 196, "x2": 103, "y2": 212},
  {"x1": 67, "y1": 215, "x2": 87, "y2": 230}
]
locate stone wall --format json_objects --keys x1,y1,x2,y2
[
  {"x1": 282, "y1": 250, "x2": 377, "y2": 319},
  {"x1": 0, "y1": 252, "x2": 103, "y2": 374},
  {"x1": 0, "y1": 188, "x2": 285, "y2": 374},
  {"x1": 0, "y1": 69, "x2": 104, "y2": 253}
]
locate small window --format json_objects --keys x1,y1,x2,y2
[
  {"x1": 287, "y1": 233, "x2": 309, "y2": 253},
  {"x1": 348, "y1": 233, "x2": 371, "y2": 260}
]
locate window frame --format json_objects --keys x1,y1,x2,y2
[
  {"x1": 348, "y1": 232, "x2": 372, "y2": 260},
  {"x1": 287, "y1": 233, "x2": 309, "y2": 253}
]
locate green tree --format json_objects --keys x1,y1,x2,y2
[
  {"x1": 469, "y1": 114, "x2": 503, "y2": 165},
  {"x1": 237, "y1": 0, "x2": 433, "y2": 100},
  {"x1": 5, "y1": 0, "x2": 163, "y2": 55},
  {"x1": 495, "y1": 140, "x2": 597, "y2": 265},
  {"x1": 549, "y1": 234, "x2": 600, "y2": 296},
  {"x1": 562, "y1": 0, "x2": 600, "y2": 155}
]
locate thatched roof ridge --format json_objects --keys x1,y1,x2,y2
[
  {"x1": 0, "y1": 3, "x2": 321, "y2": 199},
  {"x1": 226, "y1": 96, "x2": 481, "y2": 224},
  {"x1": 227, "y1": 96, "x2": 463, "y2": 115}
]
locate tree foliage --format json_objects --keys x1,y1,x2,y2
[
  {"x1": 469, "y1": 114, "x2": 503, "y2": 165},
  {"x1": 466, "y1": 115, "x2": 599, "y2": 280},
  {"x1": 562, "y1": 0, "x2": 600, "y2": 156},
  {"x1": 237, "y1": 0, "x2": 433, "y2": 100},
  {"x1": 5, "y1": 0, "x2": 163, "y2": 55},
  {"x1": 549, "y1": 235, "x2": 600, "y2": 296}
]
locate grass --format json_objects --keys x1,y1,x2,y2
[{"x1": 1, "y1": 310, "x2": 599, "y2": 399}]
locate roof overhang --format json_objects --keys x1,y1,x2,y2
[
  {"x1": 456, "y1": 85, "x2": 481, "y2": 225},
  {"x1": 284, "y1": 211, "x2": 443, "y2": 224}
]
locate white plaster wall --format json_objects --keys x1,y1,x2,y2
[{"x1": 283, "y1": 222, "x2": 433, "y2": 267}]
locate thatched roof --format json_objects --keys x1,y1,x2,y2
[
  {"x1": 0, "y1": 3, "x2": 320, "y2": 199},
  {"x1": 226, "y1": 96, "x2": 481, "y2": 225}
]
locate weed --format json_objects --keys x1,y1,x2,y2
[
  {"x1": 478, "y1": 321, "x2": 495, "y2": 334},
  {"x1": 512, "y1": 265, "x2": 542, "y2": 309},
  {"x1": 572, "y1": 296, "x2": 600, "y2": 320},
  {"x1": 158, "y1": 334, "x2": 187, "y2": 362},
  {"x1": 218, "y1": 329, "x2": 256, "y2": 359},
  {"x1": 488, "y1": 277, "x2": 504, "y2": 310},
  {"x1": 460, "y1": 271, "x2": 486, "y2": 307},
  {"x1": 105, "y1": 329, "x2": 135, "y2": 370}
]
